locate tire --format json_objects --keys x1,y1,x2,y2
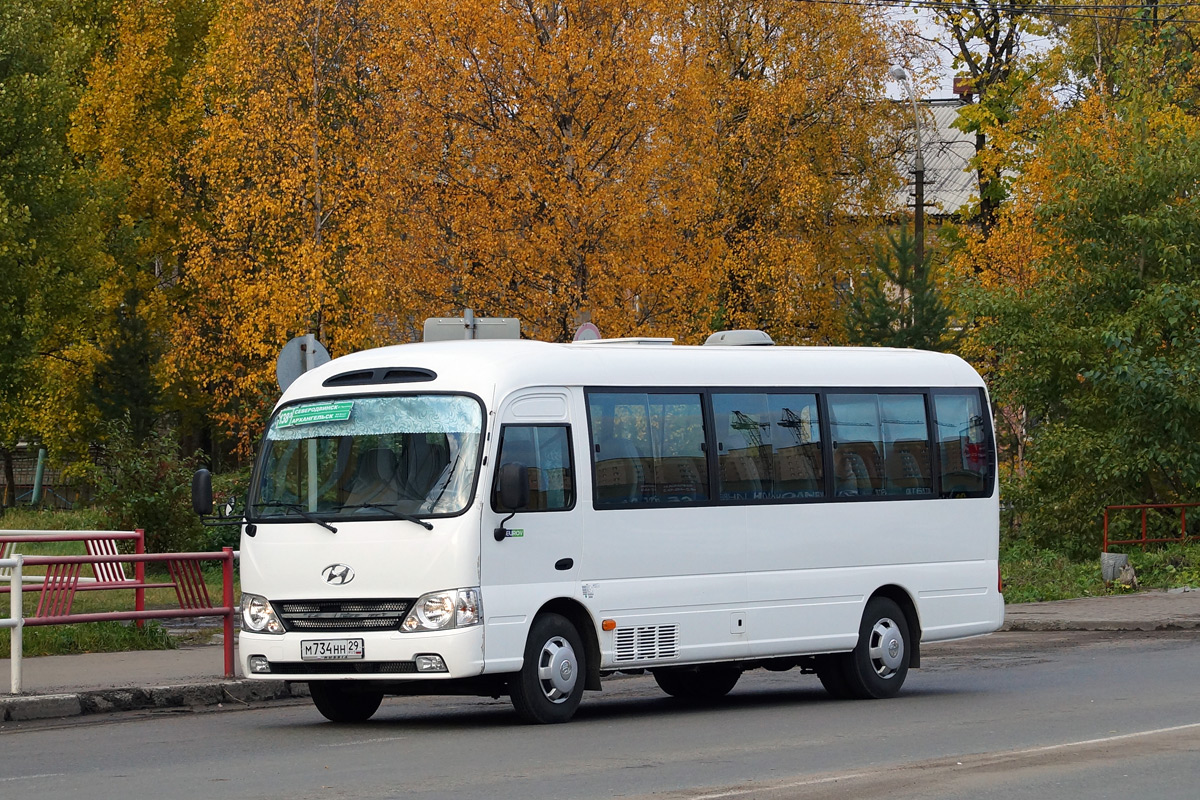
[
  {"x1": 653, "y1": 665, "x2": 741, "y2": 700},
  {"x1": 814, "y1": 655, "x2": 855, "y2": 700},
  {"x1": 841, "y1": 597, "x2": 911, "y2": 699},
  {"x1": 308, "y1": 681, "x2": 384, "y2": 723},
  {"x1": 509, "y1": 613, "x2": 587, "y2": 724}
]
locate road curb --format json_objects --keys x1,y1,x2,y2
[
  {"x1": 1002, "y1": 619, "x2": 1200, "y2": 632},
  {"x1": 1, "y1": 679, "x2": 310, "y2": 723}
]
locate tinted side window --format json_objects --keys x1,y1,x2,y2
[
  {"x1": 588, "y1": 392, "x2": 708, "y2": 507},
  {"x1": 712, "y1": 393, "x2": 824, "y2": 501},
  {"x1": 879, "y1": 394, "x2": 932, "y2": 496},
  {"x1": 933, "y1": 390, "x2": 993, "y2": 497},
  {"x1": 491, "y1": 425, "x2": 573, "y2": 511},
  {"x1": 828, "y1": 394, "x2": 885, "y2": 496},
  {"x1": 829, "y1": 393, "x2": 933, "y2": 498}
]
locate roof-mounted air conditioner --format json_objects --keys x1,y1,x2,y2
[{"x1": 703, "y1": 330, "x2": 775, "y2": 346}]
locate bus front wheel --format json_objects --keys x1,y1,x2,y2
[
  {"x1": 308, "y1": 681, "x2": 384, "y2": 723},
  {"x1": 509, "y1": 613, "x2": 587, "y2": 724}
]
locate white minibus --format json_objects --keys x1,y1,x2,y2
[{"x1": 204, "y1": 334, "x2": 1003, "y2": 724}]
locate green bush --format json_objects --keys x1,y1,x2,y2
[
  {"x1": 1000, "y1": 539, "x2": 1106, "y2": 603},
  {"x1": 1126, "y1": 542, "x2": 1200, "y2": 590},
  {"x1": 89, "y1": 419, "x2": 206, "y2": 553}
]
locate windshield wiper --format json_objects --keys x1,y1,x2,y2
[
  {"x1": 251, "y1": 502, "x2": 338, "y2": 534},
  {"x1": 331, "y1": 503, "x2": 434, "y2": 531}
]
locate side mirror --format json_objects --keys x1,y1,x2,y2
[
  {"x1": 497, "y1": 463, "x2": 530, "y2": 511},
  {"x1": 192, "y1": 468, "x2": 214, "y2": 516}
]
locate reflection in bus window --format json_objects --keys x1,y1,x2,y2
[
  {"x1": 492, "y1": 425, "x2": 574, "y2": 511},
  {"x1": 712, "y1": 393, "x2": 824, "y2": 501},
  {"x1": 828, "y1": 394, "x2": 884, "y2": 497},
  {"x1": 589, "y1": 392, "x2": 708, "y2": 507},
  {"x1": 879, "y1": 395, "x2": 932, "y2": 497},
  {"x1": 933, "y1": 391, "x2": 991, "y2": 497}
]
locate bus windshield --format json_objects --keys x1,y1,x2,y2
[{"x1": 250, "y1": 394, "x2": 484, "y2": 521}]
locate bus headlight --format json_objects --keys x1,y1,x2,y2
[
  {"x1": 402, "y1": 588, "x2": 482, "y2": 632},
  {"x1": 242, "y1": 593, "x2": 285, "y2": 634}
]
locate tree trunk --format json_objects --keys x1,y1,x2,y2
[{"x1": 1, "y1": 448, "x2": 15, "y2": 509}]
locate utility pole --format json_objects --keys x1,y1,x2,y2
[{"x1": 890, "y1": 67, "x2": 925, "y2": 268}]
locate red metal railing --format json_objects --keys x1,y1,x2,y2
[
  {"x1": 0, "y1": 529, "x2": 153, "y2": 627},
  {"x1": 1103, "y1": 503, "x2": 1200, "y2": 552},
  {"x1": 2, "y1": 548, "x2": 236, "y2": 694}
]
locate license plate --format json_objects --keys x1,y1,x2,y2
[{"x1": 301, "y1": 638, "x2": 365, "y2": 661}]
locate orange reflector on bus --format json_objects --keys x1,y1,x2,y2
[{"x1": 602, "y1": 619, "x2": 616, "y2": 631}]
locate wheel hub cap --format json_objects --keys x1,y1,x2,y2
[
  {"x1": 537, "y1": 636, "x2": 578, "y2": 703},
  {"x1": 868, "y1": 617, "x2": 905, "y2": 678}
]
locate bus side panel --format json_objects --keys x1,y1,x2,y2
[
  {"x1": 743, "y1": 497, "x2": 1002, "y2": 658},
  {"x1": 581, "y1": 505, "x2": 751, "y2": 668}
]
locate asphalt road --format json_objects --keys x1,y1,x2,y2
[{"x1": 2, "y1": 630, "x2": 1198, "y2": 800}]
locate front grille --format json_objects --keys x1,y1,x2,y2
[
  {"x1": 268, "y1": 660, "x2": 418, "y2": 675},
  {"x1": 275, "y1": 599, "x2": 414, "y2": 632}
]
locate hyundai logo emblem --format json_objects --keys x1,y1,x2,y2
[{"x1": 322, "y1": 564, "x2": 355, "y2": 585}]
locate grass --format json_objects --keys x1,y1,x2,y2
[
  {"x1": 1, "y1": 507, "x2": 237, "y2": 657},
  {"x1": 1000, "y1": 539, "x2": 1200, "y2": 604}
]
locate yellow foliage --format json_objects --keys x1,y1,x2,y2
[{"x1": 166, "y1": 0, "x2": 905, "y2": 450}]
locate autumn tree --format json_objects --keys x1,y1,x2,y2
[
  {"x1": 367, "y1": 0, "x2": 711, "y2": 343},
  {"x1": 370, "y1": 0, "x2": 904, "y2": 346},
  {"x1": 1051, "y1": 1, "x2": 1200, "y2": 104},
  {"x1": 172, "y1": 0, "x2": 385, "y2": 452},
  {"x1": 678, "y1": 0, "x2": 903, "y2": 343},
  {"x1": 925, "y1": 1, "x2": 1052, "y2": 233},
  {"x1": 71, "y1": 0, "x2": 217, "y2": 446}
]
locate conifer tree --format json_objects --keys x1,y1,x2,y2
[{"x1": 844, "y1": 228, "x2": 955, "y2": 351}]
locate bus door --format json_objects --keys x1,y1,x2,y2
[{"x1": 480, "y1": 390, "x2": 582, "y2": 671}]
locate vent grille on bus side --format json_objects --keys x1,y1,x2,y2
[
  {"x1": 275, "y1": 599, "x2": 414, "y2": 632},
  {"x1": 613, "y1": 625, "x2": 679, "y2": 662}
]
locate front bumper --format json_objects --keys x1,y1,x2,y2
[{"x1": 239, "y1": 624, "x2": 485, "y2": 681}]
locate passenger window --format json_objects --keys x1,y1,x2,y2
[
  {"x1": 588, "y1": 392, "x2": 708, "y2": 507},
  {"x1": 828, "y1": 394, "x2": 884, "y2": 497},
  {"x1": 879, "y1": 394, "x2": 932, "y2": 496},
  {"x1": 768, "y1": 395, "x2": 824, "y2": 499},
  {"x1": 491, "y1": 425, "x2": 574, "y2": 511},
  {"x1": 933, "y1": 391, "x2": 993, "y2": 497},
  {"x1": 712, "y1": 393, "x2": 824, "y2": 501}
]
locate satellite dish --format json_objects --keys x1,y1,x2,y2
[{"x1": 276, "y1": 334, "x2": 331, "y2": 392}]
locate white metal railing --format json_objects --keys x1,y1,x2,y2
[{"x1": 1, "y1": 555, "x2": 24, "y2": 693}]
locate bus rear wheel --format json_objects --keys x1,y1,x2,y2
[
  {"x1": 653, "y1": 665, "x2": 741, "y2": 700},
  {"x1": 509, "y1": 613, "x2": 587, "y2": 724},
  {"x1": 308, "y1": 681, "x2": 384, "y2": 723},
  {"x1": 841, "y1": 597, "x2": 911, "y2": 699}
]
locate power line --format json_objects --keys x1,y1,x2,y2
[{"x1": 798, "y1": 0, "x2": 1200, "y2": 24}]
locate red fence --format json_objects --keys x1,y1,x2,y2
[
  {"x1": 1, "y1": 530, "x2": 150, "y2": 619},
  {"x1": 2, "y1": 546, "x2": 235, "y2": 694},
  {"x1": 1103, "y1": 503, "x2": 1200, "y2": 553}
]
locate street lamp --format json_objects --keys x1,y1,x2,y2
[{"x1": 890, "y1": 66, "x2": 925, "y2": 267}]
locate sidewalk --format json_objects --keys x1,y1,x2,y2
[
  {"x1": 0, "y1": 644, "x2": 305, "y2": 722},
  {"x1": 3, "y1": 590, "x2": 1199, "y2": 723}
]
